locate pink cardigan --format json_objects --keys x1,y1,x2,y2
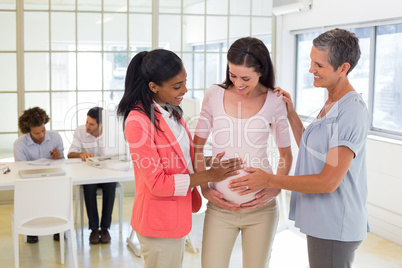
[{"x1": 125, "y1": 107, "x2": 202, "y2": 239}]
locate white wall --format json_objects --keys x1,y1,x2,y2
[{"x1": 275, "y1": 0, "x2": 402, "y2": 245}]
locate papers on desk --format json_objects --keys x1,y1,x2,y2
[{"x1": 28, "y1": 158, "x2": 62, "y2": 166}]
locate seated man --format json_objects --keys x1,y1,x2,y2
[
  {"x1": 14, "y1": 106, "x2": 64, "y2": 243},
  {"x1": 68, "y1": 106, "x2": 116, "y2": 244}
]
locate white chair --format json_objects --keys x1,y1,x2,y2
[
  {"x1": 76, "y1": 182, "x2": 124, "y2": 233},
  {"x1": 11, "y1": 176, "x2": 78, "y2": 268}
]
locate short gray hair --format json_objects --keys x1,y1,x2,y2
[{"x1": 313, "y1": 28, "x2": 361, "y2": 75}]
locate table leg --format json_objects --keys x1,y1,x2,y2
[
  {"x1": 126, "y1": 229, "x2": 142, "y2": 257},
  {"x1": 185, "y1": 233, "x2": 199, "y2": 254}
]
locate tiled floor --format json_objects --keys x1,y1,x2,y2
[{"x1": 1, "y1": 195, "x2": 402, "y2": 268}]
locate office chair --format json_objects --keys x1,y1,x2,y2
[{"x1": 11, "y1": 176, "x2": 78, "y2": 268}]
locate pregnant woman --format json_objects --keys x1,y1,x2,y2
[{"x1": 194, "y1": 37, "x2": 293, "y2": 268}]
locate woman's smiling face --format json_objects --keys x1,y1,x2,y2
[
  {"x1": 151, "y1": 67, "x2": 188, "y2": 108},
  {"x1": 228, "y1": 63, "x2": 261, "y2": 94},
  {"x1": 309, "y1": 46, "x2": 343, "y2": 89}
]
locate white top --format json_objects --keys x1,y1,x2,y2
[
  {"x1": 154, "y1": 101, "x2": 192, "y2": 196},
  {"x1": 195, "y1": 85, "x2": 291, "y2": 204},
  {"x1": 289, "y1": 91, "x2": 370, "y2": 241},
  {"x1": 68, "y1": 125, "x2": 104, "y2": 157}
]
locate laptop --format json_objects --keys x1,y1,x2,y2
[{"x1": 19, "y1": 167, "x2": 66, "y2": 179}]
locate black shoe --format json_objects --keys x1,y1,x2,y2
[
  {"x1": 54, "y1": 233, "x2": 66, "y2": 241},
  {"x1": 100, "y1": 229, "x2": 111, "y2": 244},
  {"x1": 89, "y1": 229, "x2": 100, "y2": 244},
  {"x1": 27, "y1": 235, "x2": 38, "y2": 243}
]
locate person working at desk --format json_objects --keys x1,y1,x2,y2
[
  {"x1": 13, "y1": 106, "x2": 64, "y2": 243},
  {"x1": 68, "y1": 106, "x2": 116, "y2": 244}
]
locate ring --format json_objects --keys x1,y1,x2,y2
[{"x1": 245, "y1": 185, "x2": 249, "y2": 190}]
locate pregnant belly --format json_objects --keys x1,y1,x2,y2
[{"x1": 210, "y1": 169, "x2": 261, "y2": 205}]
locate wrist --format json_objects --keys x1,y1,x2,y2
[
  {"x1": 287, "y1": 109, "x2": 297, "y2": 118},
  {"x1": 202, "y1": 169, "x2": 213, "y2": 184},
  {"x1": 267, "y1": 173, "x2": 277, "y2": 188},
  {"x1": 200, "y1": 182, "x2": 209, "y2": 190}
]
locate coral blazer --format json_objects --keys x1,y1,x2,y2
[{"x1": 125, "y1": 107, "x2": 202, "y2": 239}]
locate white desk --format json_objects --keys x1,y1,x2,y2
[{"x1": 0, "y1": 160, "x2": 134, "y2": 190}]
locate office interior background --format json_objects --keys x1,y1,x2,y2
[{"x1": 0, "y1": 0, "x2": 402, "y2": 254}]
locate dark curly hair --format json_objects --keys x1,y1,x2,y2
[{"x1": 18, "y1": 107, "x2": 50, "y2": 134}]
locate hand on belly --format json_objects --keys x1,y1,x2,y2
[{"x1": 210, "y1": 169, "x2": 261, "y2": 205}]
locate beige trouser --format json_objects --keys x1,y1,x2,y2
[
  {"x1": 201, "y1": 198, "x2": 279, "y2": 268},
  {"x1": 137, "y1": 233, "x2": 185, "y2": 268}
]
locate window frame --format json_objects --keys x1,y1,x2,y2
[{"x1": 294, "y1": 19, "x2": 402, "y2": 141}]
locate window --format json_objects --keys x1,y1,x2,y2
[
  {"x1": 295, "y1": 31, "x2": 324, "y2": 119},
  {"x1": 0, "y1": 0, "x2": 274, "y2": 160},
  {"x1": 373, "y1": 24, "x2": 402, "y2": 134},
  {"x1": 0, "y1": 2, "x2": 18, "y2": 159},
  {"x1": 295, "y1": 23, "x2": 402, "y2": 138}
]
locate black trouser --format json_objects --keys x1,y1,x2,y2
[{"x1": 83, "y1": 182, "x2": 116, "y2": 231}]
